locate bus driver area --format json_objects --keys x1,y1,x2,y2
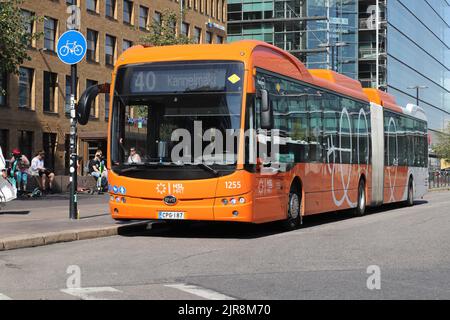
[{"x1": 77, "y1": 40, "x2": 428, "y2": 228}]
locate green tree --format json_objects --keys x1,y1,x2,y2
[
  {"x1": 138, "y1": 9, "x2": 193, "y2": 47},
  {"x1": 434, "y1": 123, "x2": 450, "y2": 162},
  {"x1": 0, "y1": 0, "x2": 42, "y2": 94}
]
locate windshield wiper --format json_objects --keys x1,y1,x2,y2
[{"x1": 192, "y1": 163, "x2": 219, "y2": 176}]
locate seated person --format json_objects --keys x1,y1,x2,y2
[
  {"x1": 88, "y1": 150, "x2": 108, "y2": 193},
  {"x1": 30, "y1": 150, "x2": 55, "y2": 194},
  {"x1": 9, "y1": 149, "x2": 30, "y2": 193},
  {"x1": 127, "y1": 147, "x2": 142, "y2": 164}
]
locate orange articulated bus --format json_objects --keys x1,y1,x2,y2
[{"x1": 77, "y1": 40, "x2": 428, "y2": 229}]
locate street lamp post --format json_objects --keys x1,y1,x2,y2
[{"x1": 407, "y1": 85, "x2": 428, "y2": 106}]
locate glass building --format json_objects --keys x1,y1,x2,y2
[
  {"x1": 385, "y1": 0, "x2": 450, "y2": 135},
  {"x1": 359, "y1": 0, "x2": 449, "y2": 136},
  {"x1": 228, "y1": 0, "x2": 450, "y2": 138},
  {"x1": 227, "y1": 0, "x2": 359, "y2": 79}
]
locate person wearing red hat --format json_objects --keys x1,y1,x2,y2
[{"x1": 9, "y1": 149, "x2": 30, "y2": 193}]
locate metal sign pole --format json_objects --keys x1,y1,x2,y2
[
  {"x1": 69, "y1": 63, "x2": 78, "y2": 220},
  {"x1": 62, "y1": 6, "x2": 85, "y2": 220}
]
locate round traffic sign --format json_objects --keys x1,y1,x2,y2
[{"x1": 57, "y1": 30, "x2": 87, "y2": 65}]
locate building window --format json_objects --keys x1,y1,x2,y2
[
  {"x1": 43, "y1": 71, "x2": 57, "y2": 113},
  {"x1": 19, "y1": 67, "x2": 33, "y2": 109},
  {"x1": 86, "y1": 29, "x2": 98, "y2": 62},
  {"x1": 44, "y1": 17, "x2": 57, "y2": 51},
  {"x1": 65, "y1": 75, "x2": 78, "y2": 114},
  {"x1": 105, "y1": 34, "x2": 116, "y2": 66},
  {"x1": 66, "y1": 0, "x2": 76, "y2": 5},
  {"x1": 205, "y1": 31, "x2": 212, "y2": 44},
  {"x1": 21, "y1": 10, "x2": 34, "y2": 47},
  {"x1": 105, "y1": 90, "x2": 110, "y2": 120},
  {"x1": 0, "y1": 130, "x2": 9, "y2": 157},
  {"x1": 123, "y1": 39, "x2": 133, "y2": 51},
  {"x1": 0, "y1": 73, "x2": 6, "y2": 107},
  {"x1": 43, "y1": 133, "x2": 57, "y2": 171},
  {"x1": 181, "y1": 22, "x2": 189, "y2": 37},
  {"x1": 86, "y1": 79, "x2": 98, "y2": 117},
  {"x1": 106, "y1": 0, "x2": 116, "y2": 18},
  {"x1": 193, "y1": 27, "x2": 201, "y2": 44},
  {"x1": 216, "y1": 35, "x2": 223, "y2": 44},
  {"x1": 18, "y1": 130, "x2": 33, "y2": 161},
  {"x1": 139, "y1": 6, "x2": 149, "y2": 29},
  {"x1": 86, "y1": 0, "x2": 97, "y2": 12},
  {"x1": 123, "y1": 0, "x2": 133, "y2": 25},
  {"x1": 153, "y1": 11, "x2": 161, "y2": 27}
]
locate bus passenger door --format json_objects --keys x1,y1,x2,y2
[{"x1": 253, "y1": 91, "x2": 286, "y2": 222}]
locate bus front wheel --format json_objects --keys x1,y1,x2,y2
[{"x1": 281, "y1": 187, "x2": 302, "y2": 230}]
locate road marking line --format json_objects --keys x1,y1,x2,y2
[
  {"x1": 60, "y1": 287, "x2": 121, "y2": 300},
  {"x1": 165, "y1": 283, "x2": 236, "y2": 300},
  {"x1": 0, "y1": 293, "x2": 12, "y2": 300}
]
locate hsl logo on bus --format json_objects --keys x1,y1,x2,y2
[{"x1": 164, "y1": 195, "x2": 177, "y2": 206}]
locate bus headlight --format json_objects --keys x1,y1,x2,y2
[
  {"x1": 239, "y1": 197, "x2": 246, "y2": 204},
  {"x1": 222, "y1": 199, "x2": 228, "y2": 205},
  {"x1": 230, "y1": 198, "x2": 237, "y2": 205}
]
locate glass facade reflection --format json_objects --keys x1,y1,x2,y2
[
  {"x1": 386, "y1": 0, "x2": 450, "y2": 133},
  {"x1": 306, "y1": 0, "x2": 359, "y2": 79}
]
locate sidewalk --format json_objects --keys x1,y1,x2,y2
[{"x1": 0, "y1": 193, "x2": 149, "y2": 251}]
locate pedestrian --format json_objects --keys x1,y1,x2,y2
[
  {"x1": 88, "y1": 150, "x2": 108, "y2": 194},
  {"x1": 8, "y1": 149, "x2": 30, "y2": 194},
  {"x1": 30, "y1": 150, "x2": 55, "y2": 194}
]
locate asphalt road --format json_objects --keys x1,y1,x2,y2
[{"x1": 0, "y1": 191, "x2": 449, "y2": 300}]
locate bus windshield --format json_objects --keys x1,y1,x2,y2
[{"x1": 110, "y1": 61, "x2": 245, "y2": 179}]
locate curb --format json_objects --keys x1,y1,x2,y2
[
  {"x1": 0, "y1": 221, "x2": 150, "y2": 252},
  {"x1": 428, "y1": 188, "x2": 450, "y2": 192}
]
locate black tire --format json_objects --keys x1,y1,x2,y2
[
  {"x1": 353, "y1": 179, "x2": 366, "y2": 217},
  {"x1": 281, "y1": 187, "x2": 302, "y2": 230},
  {"x1": 406, "y1": 178, "x2": 414, "y2": 207}
]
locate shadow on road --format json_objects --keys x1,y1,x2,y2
[
  {"x1": 119, "y1": 200, "x2": 429, "y2": 240},
  {"x1": 0, "y1": 210, "x2": 30, "y2": 216}
]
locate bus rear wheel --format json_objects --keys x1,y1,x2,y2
[
  {"x1": 406, "y1": 178, "x2": 414, "y2": 207},
  {"x1": 281, "y1": 187, "x2": 302, "y2": 230},
  {"x1": 353, "y1": 179, "x2": 366, "y2": 217}
]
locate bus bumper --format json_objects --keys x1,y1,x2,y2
[{"x1": 109, "y1": 193, "x2": 254, "y2": 223}]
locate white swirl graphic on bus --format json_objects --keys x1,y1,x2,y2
[
  {"x1": 386, "y1": 116, "x2": 398, "y2": 202},
  {"x1": 326, "y1": 107, "x2": 369, "y2": 207}
]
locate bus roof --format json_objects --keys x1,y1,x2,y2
[
  {"x1": 309, "y1": 69, "x2": 369, "y2": 102},
  {"x1": 363, "y1": 88, "x2": 403, "y2": 113}
]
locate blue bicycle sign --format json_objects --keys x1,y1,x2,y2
[
  {"x1": 59, "y1": 41, "x2": 84, "y2": 57},
  {"x1": 57, "y1": 30, "x2": 87, "y2": 65}
]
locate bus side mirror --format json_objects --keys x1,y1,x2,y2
[
  {"x1": 77, "y1": 83, "x2": 110, "y2": 125},
  {"x1": 257, "y1": 89, "x2": 273, "y2": 130}
]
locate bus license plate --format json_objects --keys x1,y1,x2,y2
[{"x1": 158, "y1": 211, "x2": 185, "y2": 220}]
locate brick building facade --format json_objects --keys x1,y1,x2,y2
[{"x1": 0, "y1": 0, "x2": 226, "y2": 175}]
